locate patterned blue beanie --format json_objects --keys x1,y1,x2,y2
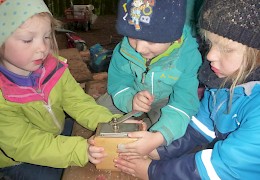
[
  {"x1": 0, "y1": 0, "x2": 51, "y2": 46},
  {"x1": 116, "y1": 0, "x2": 187, "y2": 43}
]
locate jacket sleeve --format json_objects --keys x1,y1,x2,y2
[
  {"x1": 189, "y1": 88, "x2": 216, "y2": 141},
  {"x1": 147, "y1": 119, "x2": 208, "y2": 180},
  {"x1": 157, "y1": 125, "x2": 209, "y2": 160},
  {"x1": 195, "y1": 100, "x2": 260, "y2": 179},
  {"x1": 0, "y1": 99, "x2": 88, "y2": 168},
  {"x1": 61, "y1": 69, "x2": 121, "y2": 130},
  {"x1": 106, "y1": 42, "x2": 138, "y2": 113},
  {"x1": 149, "y1": 153, "x2": 201, "y2": 180},
  {"x1": 150, "y1": 27, "x2": 202, "y2": 144},
  {"x1": 148, "y1": 126, "x2": 205, "y2": 180},
  {"x1": 147, "y1": 121, "x2": 208, "y2": 180}
]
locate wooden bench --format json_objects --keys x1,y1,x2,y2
[{"x1": 59, "y1": 48, "x2": 92, "y2": 91}]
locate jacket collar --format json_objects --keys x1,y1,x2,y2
[
  {"x1": 0, "y1": 54, "x2": 67, "y2": 103},
  {"x1": 120, "y1": 35, "x2": 184, "y2": 66}
]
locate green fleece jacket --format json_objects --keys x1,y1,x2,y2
[{"x1": 0, "y1": 55, "x2": 120, "y2": 168}]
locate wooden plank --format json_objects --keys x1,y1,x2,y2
[{"x1": 62, "y1": 162, "x2": 140, "y2": 180}]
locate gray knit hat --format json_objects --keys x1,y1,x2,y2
[
  {"x1": 199, "y1": 0, "x2": 260, "y2": 49},
  {"x1": 0, "y1": 0, "x2": 51, "y2": 46}
]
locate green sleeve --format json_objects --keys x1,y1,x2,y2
[
  {"x1": 0, "y1": 99, "x2": 88, "y2": 168},
  {"x1": 61, "y1": 69, "x2": 121, "y2": 130}
]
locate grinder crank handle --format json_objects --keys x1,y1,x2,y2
[{"x1": 109, "y1": 110, "x2": 139, "y2": 126}]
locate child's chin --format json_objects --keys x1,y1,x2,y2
[{"x1": 215, "y1": 73, "x2": 226, "y2": 78}]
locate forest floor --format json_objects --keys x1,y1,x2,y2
[{"x1": 57, "y1": 14, "x2": 122, "y2": 51}]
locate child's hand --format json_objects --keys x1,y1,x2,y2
[
  {"x1": 114, "y1": 155, "x2": 151, "y2": 180},
  {"x1": 133, "y1": 90, "x2": 154, "y2": 112},
  {"x1": 148, "y1": 149, "x2": 160, "y2": 160},
  {"x1": 87, "y1": 136, "x2": 107, "y2": 164},
  {"x1": 117, "y1": 131, "x2": 164, "y2": 156}
]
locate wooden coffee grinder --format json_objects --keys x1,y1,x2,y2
[{"x1": 94, "y1": 111, "x2": 142, "y2": 170}]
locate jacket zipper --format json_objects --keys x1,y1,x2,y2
[
  {"x1": 141, "y1": 59, "x2": 154, "y2": 95},
  {"x1": 44, "y1": 99, "x2": 62, "y2": 133},
  {"x1": 141, "y1": 59, "x2": 151, "y2": 84}
]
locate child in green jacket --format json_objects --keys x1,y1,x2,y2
[
  {"x1": 0, "y1": 0, "x2": 121, "y2": 179},
  {"x1": 97, "y1": 0, "x2": 202, "y2": 157}
]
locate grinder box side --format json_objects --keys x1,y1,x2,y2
[
  {"x1": 94, "y1": 136, "x2": 137, "y2": 170},
  {"x1": 94, "y1": 122, "x2": 142, "y2": 170}
]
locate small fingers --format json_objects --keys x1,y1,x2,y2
[
  {"x1": 90, "y1": 151, "x2": 107, "y2": 159},
  {"x1": 119, "y1": 154, "x2": 146, "y2": 160},
  {"x1": 114, "y1": 159, "x2": 135, "y2": 176},
  {"x1": 88, "y1": 138, "x2": 95, "y2": 145},
  {"x1": 89, "y1": 145, "x2": 104, "y2": 153},
  {"x1": 117, "y1": 143, "x2": 137, "y2": 153},
  {"x1": 89, "y1": 156, "x2": 105, "y2": 164}
]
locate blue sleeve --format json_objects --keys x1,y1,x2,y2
[
  {"x1": 149, "y1": 153, "x2": 201, "y2": 180},
  {"x1": 157, "y1": 125, "x2": 209, "y2": 160},
  {"x1": 190, "y1": 89, "x2": 215, "y2": 142},
  {"x1": 148, "y1": 125, "x2": 208, "y2": 180},
  {"x1": 195, "y1": 102, "x2": 260, "y2": 179}
]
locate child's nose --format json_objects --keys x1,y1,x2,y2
[
  {"x1": 206, "y1": 46, "x2": 220, "y2": 62},
  {"x1": 37, "y1": 40, "x2": 48, "y2": 52},
  {"x1": 135, "y1": 40, "x2": 147, "y2": 54}
]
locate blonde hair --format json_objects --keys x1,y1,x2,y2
[
  {"x1": 201, "y1": 29, "x2": 260, "y2": 88},
  {"x1": 201, "y1": 29, "x2": 260, "y2": 112},
  {"x1": 37, "y1": 12, "x2": 61, "y2": 55}
]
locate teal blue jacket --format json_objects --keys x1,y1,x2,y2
[
  {"x1": 107, "y1": 26, "x2": 202, "y2": 144},
  {"x1": 149, "y1": 81, "x2": 260, "y2": 180}
]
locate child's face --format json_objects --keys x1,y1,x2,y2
[
  {"x1": 2, "y1": 14, "x2": 51, "y2": 76},
  {"x1": 128, "y1": 37, "x2": 171, "y2": 59},
  {"x1": 206, "y1": 32, "x2": 246, "y2": 78}
]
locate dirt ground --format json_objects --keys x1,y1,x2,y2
[{"x1": 57, "y1": 14, "x2": 122, "y2": 51}]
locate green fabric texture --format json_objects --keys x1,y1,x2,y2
[
  {"x1": 0, "y1": 0, "x2": 51, "y2": 46},
  {"x1": 0, "y1": 68, "x2": 121, "y2": 168}
]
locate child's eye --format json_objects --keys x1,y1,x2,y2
[
  {"x1": 204, "y1": 39, "x2": 212, "y2": 48},
  {"x1": 221, "y1": 48, "x2": 233, "y2": 53},
  {"x1": 23, "y1": 39, "x2": 32, "y2": 43},
  {"x1": 45, "y1": 36, "x2": 51, "y2": 39}
]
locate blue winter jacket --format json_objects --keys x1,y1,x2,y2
[
  {"x1": 148, "y1": 79, "x2": 260, "y2": 179},
  {"x1": 107, "y1": 26, "x2": 202, "y2": 144}
]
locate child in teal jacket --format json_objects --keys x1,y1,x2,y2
[{"x1": 97, "y1": 0, "x2": 202, "y2": 157}]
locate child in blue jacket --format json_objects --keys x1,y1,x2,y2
[
  {"x1": 97, "y1": 0, "x2": 202, "y2": 156},
  {"x1": 113, "y1": 0, "x2": 260, "y2": 179}
]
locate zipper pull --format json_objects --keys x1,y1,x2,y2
[
  {"x1": 141, "y1": 59, "x2": 151, "y2": 84},
  {"x1": 142, "y1": 69, "x2": 148, "y2": 84}
]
